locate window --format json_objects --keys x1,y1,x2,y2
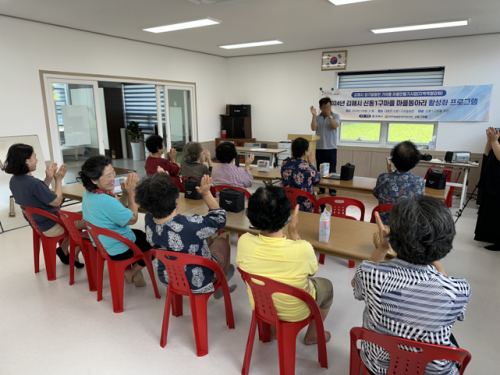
[
  {"x1": 340, "y1": 122, "x2": 381, "y2": 142},
  {"x1": 338, "y1": 67, "x2": 444, "y2": 89},
  {"x1": 339, "y1": 121, "x2": 436, "y2": 146},
  {"x1": 123, "y1": 84, "x2": 158, "y2": 129},
  {"x1": 52, "y1": 83, "x2": 68, "y2": 130}
]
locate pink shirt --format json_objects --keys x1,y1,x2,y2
[{"x1": 212, "y1": 163, "x2": 253, "y2": 188}]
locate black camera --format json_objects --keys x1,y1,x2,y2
[{"x1": 420, "y1": 153, "x2": 432, "y2": 161}]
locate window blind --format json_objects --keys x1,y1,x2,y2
[
  {"x1": 52, "y1": 83, "x2": 68, "y2": 128},
  {"x1": 338, "y1": 68, "x2": 444, "y2": 89},
  {"x1": 123, "y1": 84, "x2": 159, "y2": 129}
]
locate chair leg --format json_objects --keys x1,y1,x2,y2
[
  {"x1": 96, "y1": 254, "x2": 105, "y2": 302},
  {"x1": 69, "y1": 241, "x2": 76, "y2": 286},
  {"x1": 160, "y1": 289, "x2": 173, "y2": 348},
  {"x1": 81, "y1": 242, "x2": 97, "y2": 292},
  {"x1": 41, "y1": 238, "x2": 58, "y2": 281},
  {"x1": 349, "y1": 260, "x2": 355, "y2": 268},
  {"x1": 276, "y1": 324, "x2": 300, "y2": 375},
  {"x1": 257, "y1": 319, "x2": 271, "y2": 343},
  {"x1": 144, "y1": 252, "x2": 161, "y2": 299},
  {"x1": 108, "y1": 262, "x2": 126, "y2": 313},
  {"x1": 319, "y1": 254, "x2": 325, "y2": 265},
  {"x1": 242, "y1": 314, "x2": 258, "y2": 375},
  {"x1": 190, "y1": 293, "x2": 211, "y2": 357},
  {"x1": 33, "y1": 230, "x2": 40, "y2": 274},
  {"x1": 172, "y1": 294, "x2": 183, "y2": 317}
]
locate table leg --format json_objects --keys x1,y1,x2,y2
[{"x1": 459, "y1": 167, "x2": 469, "y2": 212}]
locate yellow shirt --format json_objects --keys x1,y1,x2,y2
[{"x1": 236, "y1": 233, "x2": 319, "y2": 322}]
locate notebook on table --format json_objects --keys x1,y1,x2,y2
[{"x1": 323, "y1": 173, "x2": 341, "y2": 180}]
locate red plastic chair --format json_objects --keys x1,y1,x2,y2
[
  {"x1": 425, "y1": 167, "x2": 461, "y2": 208},
  {"x1": 350, "y1": 327, "x2": 471, "y2": 375},
  {"x1": 211, "y1": 185, "x2": 252, "y2": 199},
  {"x1": 283, "y1": 187, "x2": 317, "y2": 211},
  {"x1": 21, "y1": 206, "x2": 69, "y2": 281},
  {"x1": 315, "y1": 197, "x2": 366, "y2": 268},
  {"x1": 84, "y1": 221, "x2": 161, "y2": 313},
  {"x1": 238, "y1": 267, "x2": 328, "y2": 375},
  {"x1": 56, "y1": 210, "x2": 96, "y2": 291},
  {"x1": 173, "y1": 178, "x2": 185, "y2": 193},
  {"x1": 370, "y1": 203, "x2": 394, "y2": 223},
  {"x1": 153, "y1": 249, "x2": 235, "y2": 357}
]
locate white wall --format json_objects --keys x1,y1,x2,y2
[
  {"x1": 0, "y1": 16, "x2": 227, "y2": 161},
  {"x1": 226, "y1": 34, "x2": 500, "y2": 153}
]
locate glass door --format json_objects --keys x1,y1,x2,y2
[
  {"x1": 46, "y1": 79, "x2": 104, "y2": 184},
  {"x1": 156, "y1": 85, "x2": 196, "y2": 164}
]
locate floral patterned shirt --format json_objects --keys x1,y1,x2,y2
[
  {"x1": 373, "y1": 171, "x2": 425, "y2": 225},
  {"x1": 145, "y1": 209, "x2": 227, "y2": 294},
  {"x1": 281, "y1": 158, "x2": 321, "y2": 212}
]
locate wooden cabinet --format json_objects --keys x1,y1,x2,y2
[{"x1": 215, "y1": 138, "x2": 256, "y2": 163}]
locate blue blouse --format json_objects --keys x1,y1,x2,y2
[
  {"x1": 373, "y1": 171, "x2": 425, "y2": 224},
  {"x1": 281, "y1": 158, "x2": 321, "y2": 212}
]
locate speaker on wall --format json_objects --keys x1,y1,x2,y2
[{"x1": 226, "y1": 105, "x2": 251, "y2": 117}]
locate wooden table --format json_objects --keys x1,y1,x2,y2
[
  {"x1": 114, "y1": 167, "x2": 136, "y2": 176},
  {"x1": 59, "y1": 183, "x2": 206, "y2": 214},
  {"x1": 184, "y1": 205, "x2": 392, "y2": 263}
]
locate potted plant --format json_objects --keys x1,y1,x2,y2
[{"x1": 126, "y1": 121, "x2": 144, "y2": 160}]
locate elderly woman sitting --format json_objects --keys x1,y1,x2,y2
[
  {"x1": 373, "y1": 141, "x2": 425, "y2": 225},
  {"x1": 352, "y1": 196, "x2": 471, "y2": 375},
  {"x1": 78, "y1": 156, "x2": 149, "y2": 287},
  {"x1": 180, "y1": 141, "x2": 212, "y2": 180},
  {"x1": 135, "y1": 173, "x2": 235, "y2": 299},
  {"x1": 237, "y1": 186, "x2": 333, "y2": 344},
  {"x1": 212, "y1": 142, "x2": 254, "y2": 188},
  {"x1": 280, "y1": 137, "x2": 321, "y2": 212}
]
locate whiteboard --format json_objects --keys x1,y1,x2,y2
[
  {"x1": 169, "y1": 107, "x2": 183, "y2": 142},
  {"x1": 0, "y1": 135, "x2": 48, "y2": 232},
  {"x1": 61, "y1": 105, "x2": 92, "y2": 146}
]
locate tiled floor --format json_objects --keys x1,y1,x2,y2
[{"x1": 0, "y1": 180, "x2": 497, "y2": 374}]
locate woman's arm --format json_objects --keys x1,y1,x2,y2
[
  {"x1": 48, "y1": 165, "x2": 68, "y2": 207},
  {"x1": 120, "y1": 173, "x2": 139, "y2": 225}
]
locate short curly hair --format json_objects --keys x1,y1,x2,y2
[
  {"x1": 246, "y1": 186, "x2": 291, "y2": 233},
  {"x1": 391, "y1": 141, "x2": 421, "y2": 172},
  {"x1": 216, "y1": 142, "x2": 237, "y2": 164},
  {"x1": 292, "y1": 137, "x2": 309, "y2": 158},
  {"x1": 3, "y1": 143, "x2": 33, "y2": 175},
  {"x1": 146, "y1": 135, "x2": 164, "y2": 153},
  {"x1": 77, "y1": 156, "x2": 113, "y2": 192},
  {"x1": 388, "y1": 196, "x2": 456, "y2": 265},
  {"x1": 183, "y1": 142, "x2": 203, "y2": 163},
  {"x1": 135, "y1": 173, "x2": 179, "y2": 218}
]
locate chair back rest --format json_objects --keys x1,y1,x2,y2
[
  {"x1": 153, "y1": 249, "x2": 225, "y2": 294},
  {"x1": 21, "y1": 206, "x2": 66, "y2": 236},
  {"x1": 283, "y1": 187, "x2": 317, "y2": 211},
  {"x1": 84, "y1": 221, "x2": 139, "y2": 259},
  {"x1": 212, "y1": 185, "x2": 252, "y2": 199},
  {"x1": 350, "y1": 327, "x2": 471, "y2": 375},
  {"x1": 173, "y1": 178, "x2": 185, "y2": 193},
  {"x1": 370, "y1": 203, "x2": 394, "y2": 223},
  {"x1": 56, "y1": 210, "x2": 84, "y2": 244},
  {"x1": 315, "y1": 197, "x2": 365, "y2": 221},
  {"x1": 237, "y1": 267, "x2": 320, "y2": 326}
]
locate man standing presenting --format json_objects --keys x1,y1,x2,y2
[{"x1": 311, "y1": 97, "x2": 340, "y2": 196}]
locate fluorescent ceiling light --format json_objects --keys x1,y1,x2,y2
[
  {"x1": 219, "y1": 40, "x2": 283, "y2": 49},
  {"x1": 328, "y1": 0, "x2": 373, "y2": 5},
  {"x1": 371, "y1": 20, "x2": 468, "y2": 34},
  {"x1": 143, "y1": 18, "x2": 220, "y2": 33}
]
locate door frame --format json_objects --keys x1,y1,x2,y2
[
  {"x1": 40, "y1": 71, "x2": 198, "y2": 162},
  {"x1": 43, "y1": 76, "x2": 105, "y2": 167}
]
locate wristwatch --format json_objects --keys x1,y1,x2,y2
[{"x1": 328, "y1": 115, "x2": 333, "y2": 119}]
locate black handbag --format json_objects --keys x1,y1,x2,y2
[
  {"x1": 425, "y1": 170, "x2": 447, "y2": 190},
  {"x1": 184, "y1": 180, "x2": 202, "y2": 200},
  {"x1": 340, "y1": 163, "x2": 355, "y2": 181},
  {"x1": 219, "y1": 189, "x2": 245, "y2": 213}
]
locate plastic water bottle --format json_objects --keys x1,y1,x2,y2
[{"x1": 428, "y1": 136, "x2": 436, "y2": 151}]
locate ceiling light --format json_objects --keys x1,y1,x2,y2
[
  {"x1": 219, "y1": 40, "x2": 283, "y2": 49},
  {"x1": 371, "y1": 20, "x2": 468, "y2": 34},
  {"x1": 328, "y1": 0, "x2": 373, "y2": 5},
  {"x1": 143, "y1": 18, "x2": 220, "y2": 33}
]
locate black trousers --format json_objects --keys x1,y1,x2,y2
[
  {"x1": 316, "y1": 148, "x2": 337, "y2": 193},
  {"x1": 109, "y1": 229, "x2": 150, "y2": 267}
]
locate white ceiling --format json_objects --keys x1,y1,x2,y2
[{"x1": 1, "y1": 0, "x2": 499, "y2": 57}]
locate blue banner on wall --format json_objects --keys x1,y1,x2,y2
[{"x1": 327, "y1": 85, "x2": 493, "y2": 122}]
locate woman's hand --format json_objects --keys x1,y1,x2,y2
[
  {"x1": 45, "y1": 162, "x2": 57, "y2": 180},
  {"x1": 374, "y1": 212, "x2": 390, "y2": 252},
  {"x1": 196, "y1": 175, "x2": 212, "y2": 196},
  {"x1": 386, "y1": 156, "x2": 394, "y2": 173},
  {"x1": 168, "y1": 148, "x2": 177, "y2": 162},
  {"x1": 486, "y1": 127, "x2": 499, "y2": 144},
  {"x1": 288, "y1": 205, "x2": 301, "y2": 241},
  {"x1": 122, "y1": 173, "x2": 139, "y2": 196},
  {"x1": 54, "y1": 164, "x2": 68, "y2": 181},
  {"x1": 156, "y1": 166, "x2": 169, "y2": 175}
]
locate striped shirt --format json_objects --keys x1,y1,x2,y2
[
  {"x1": 212, "y1": 163, "x2": 253, "y2": 188},
  {"x1": 353, "y1": 258, "x2": 471, "y2": 375}
]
